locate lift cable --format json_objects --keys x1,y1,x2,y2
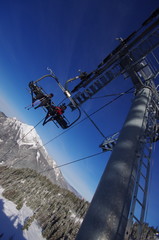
[
  {"x1": 2, "y1": 86, "x2": 133, "y2": 166},
  {"x1": 89, "y1": 90, "x2": 134, "y2": 99},
  {"x1": 88, "y1": 86, "x2": 134, "y2": 117},
  {"x1": 1, "y1": 151, "x2": 105, "y2": 216},
  {"x1": 0, "y1": 117, "x2": 45, "y2": 162},
  {"x1": 80, "y1": 106, "x2": 106, "y2": 139},
  {"x1": 26, "y1": 86, "x2": 135, "y2": 154},
  {"x1": 39, "y1": 151, "x2": 105, "y2": 173},
  {"x1": 38, "y1": 89, "x2": 127, "y2": 148},
  {"x1": 38, "y1": 87, "x2": 134, "y2": 147},
  {"x1": 10, "y1": 128, "x2": 72, "y2": 168}
]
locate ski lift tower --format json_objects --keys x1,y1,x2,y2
[{"x1": 66, "y1": 9, "x2": 159, "y2": 240}]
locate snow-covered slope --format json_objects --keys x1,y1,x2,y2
[
  {"x1": 0, "y1": 111, "x2": 78, "y2": 195},
  {"x1": 0, "y1": 187, "x2": 45, "y2": 240}
]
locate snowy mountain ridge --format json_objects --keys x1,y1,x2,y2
[
  {"x1": 4, "y1": 116, "x2": 47, "y2": 152},
  {"x1": 9, "y1": 117, "x2": 61, "y2": 179}
]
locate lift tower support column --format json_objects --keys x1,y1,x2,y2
[{"x1": 76, "y1": 85, "x2": 152, "y2": 240}]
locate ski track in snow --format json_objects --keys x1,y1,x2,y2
[{"x1": 0, "y1": 187, "x2": 46, "y2": 240}]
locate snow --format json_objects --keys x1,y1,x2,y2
[
  {"x1": 69, "y1": 210, "x2": 83, "y2": 224},
  {"x1": 0, "y1": 187, "x2": 46, "y2": 240},
  {"x1": 9, "y1": 117, "x2": 53, "y2": 162},
  {"x1": 21, "y1": 180, "x2": 26, "y2": 184},
  {"x1": 51, "y1": 160, "x2": 61, "y2": 179},
  {"x1": 36, "y1": 151, "x2": 40, "y2": 163},
  {"x1": 46, "y1": 156, "x2": 62, "y2": 180},
  {"x1": 3, "y1": 116, "x2": 64, "y2": 183},
  {"x1": 15, "y1": 122, "x2": 42, "y2": 148},
  {"x1": 54, "y1": 167, "x2": 61, "y2": 180},
  {"x1": 6, "y1": 117, "x2": 48, "y2": 155}
]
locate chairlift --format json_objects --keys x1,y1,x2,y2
[{"x1": 27, "y1": 71, "x2": 81, "y2": 129}]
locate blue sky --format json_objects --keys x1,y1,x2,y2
[{"x1": 0, "y1": 0, "x2": 159, "y2": 228}]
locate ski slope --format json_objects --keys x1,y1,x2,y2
[{"x1": 0, "y1": 187, "x2": 45, "y2": 240}]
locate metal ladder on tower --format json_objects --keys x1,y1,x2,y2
[{"x1": 125, "y1": 84, "x2": 158, "y2": 240}]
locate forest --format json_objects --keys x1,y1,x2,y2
[{"x1": 0, "y1": 166, "x2": 158, "y2": 240}]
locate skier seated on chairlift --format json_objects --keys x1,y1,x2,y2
[
  {"x1": 28, "y1": 81, "x2": 54, "y2": 107},
  {"x1": 42, "y1": 103, "x2": 67, "y2": 126},
  {"x1": 34, "y1": 93, "x2": 54, "y2": 109},
  {"x1": 29, "y1": 81, "x2": 43, "y2": 99}
]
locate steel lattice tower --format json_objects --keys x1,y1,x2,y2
[{"x1": 64, "y1": 9, "x2": 159, "y2": 240}]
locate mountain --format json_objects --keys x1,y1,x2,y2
[
  {"x1": 0, "y1": 112, "x2": 157, "y2": 240},
  {"x1": 0, "y1": 111, "x2": 89, "y2": 239},
  {"x1": 0, "y1": 111, "x2": 80, "y2": 196}
]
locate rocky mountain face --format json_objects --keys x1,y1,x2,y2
[{"x1": 0, "y1": 111, "x2": 79, "y2": 196}]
